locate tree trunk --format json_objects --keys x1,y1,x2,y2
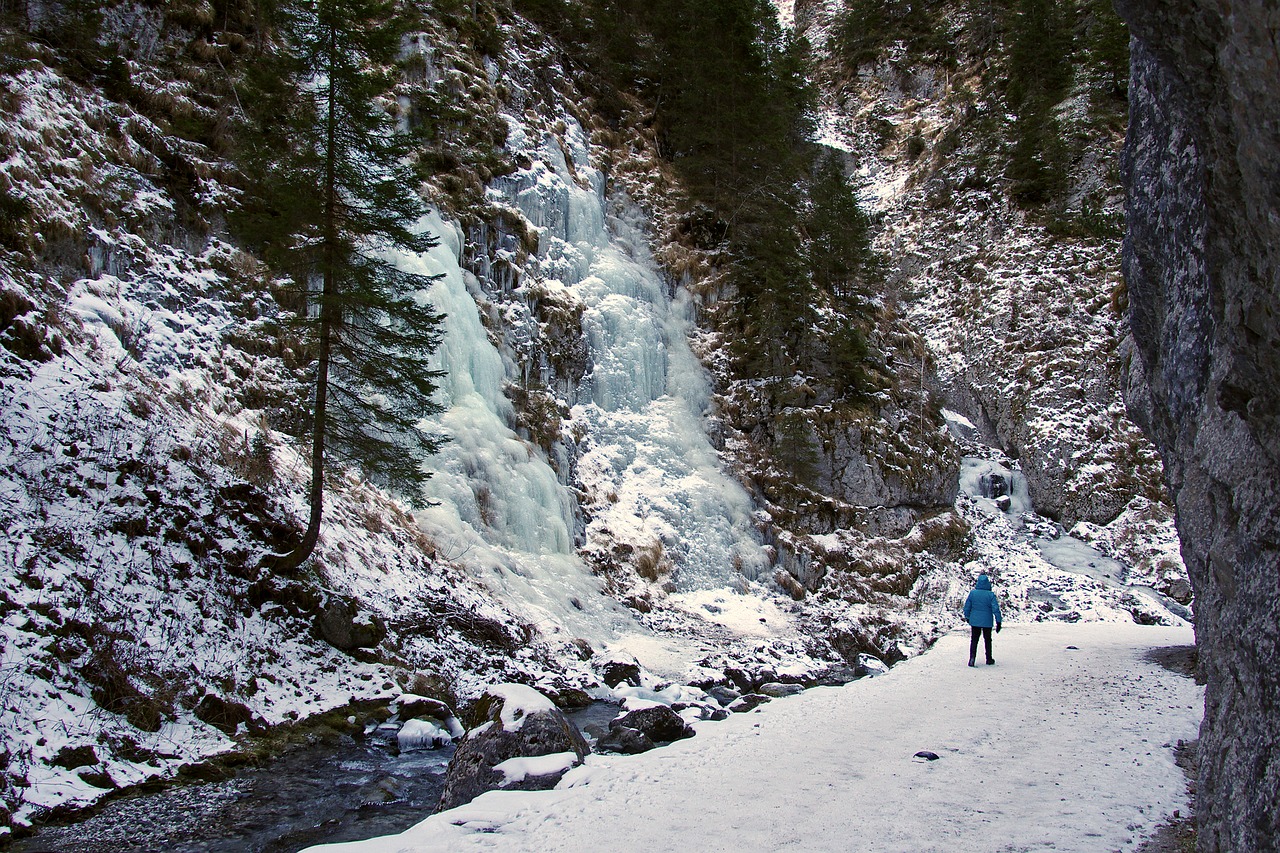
[{"x1": 264, "y1": 22, "x2": 339, "y2": 573}]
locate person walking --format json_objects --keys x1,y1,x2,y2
[{"x1": 964, "y1": 573, "x2": 1002, "y2": 666}]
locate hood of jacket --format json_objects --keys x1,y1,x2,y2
[{"x1": 975, "y1": 574, "x2": 992, "y2": 591}]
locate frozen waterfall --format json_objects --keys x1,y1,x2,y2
[
  {"x1": 493, "y1": 116, "x2": 769, "y2": 590},
  {"x1": 393, "y1": 114, "x2": 767, "y2": 639}
]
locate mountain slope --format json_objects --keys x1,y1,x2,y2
[{"x1": 792, "y1": 0, "x2": 1184, "y2": 590}]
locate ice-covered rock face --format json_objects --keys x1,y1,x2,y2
[
  {"x1": 488, "y1": 116, "x2": 771, "y2": 590},
  {"x1": 400, "y1": 109, "x2": 768, "y2": 638},
  {"x1": 1116, "y1": 1, "x2": 1280, "y2": 848}
]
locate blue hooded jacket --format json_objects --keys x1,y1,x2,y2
[{"x1": 964, "y1": 574, "x2": 1002, "y2": 628}]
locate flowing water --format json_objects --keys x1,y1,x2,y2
[{"x1": 8, "y1": 733, "x2": 454, "y2": 853}]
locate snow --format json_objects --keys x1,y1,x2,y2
[
  {"x1": 494, "y1": 752, "x2": 579, "y2": 786},
  {"x1": 0, "y1": 8, "x2": 1200, "y2": 834},
  {"x1": 302, "y1": 622, "x2": 1200, "y2": 852},
  {"x1": 771, "y1": 0, "x2": 796, "y2": 30},
  {"x1": 665, "y1": 589, "x2": 793, "y2": 637},
  {"x1": 397, "y1": 719, "x2": 453, "y2": 751},
  {"x1": 488, "y1": 683, "x2": 557, "y2": 733}
]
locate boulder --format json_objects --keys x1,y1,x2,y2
[
  {"x1": 394, "y1": 694, "x2": 455, "y2": 724},
  {"x1": 315, "y1": 599, "x2": 386, "y2": 651},
  {"x1": 758, "y1": 682, "x2": 804, "y2": 698},
  {"x1": 1165, "y1": 578, "x2": 1193, "y2": 604},
  {"x1": 706, "y1": 685, "x2": 741, "y2": 707},
  {"x1": 610, "y1": 705, "x2": 694, "y2": 745},
  {"x1": 52, "y1": 745, "x2": 97, "y2": 770},
  {"x1": 77, "y1": 768, "x2": 116, "y2": 789},
  {"x1": 723, "y1": 666, "x2": 759, "y2": 693},
  {"x1": 806, "y1": 666, "x2": 860, "y2": 688},
  {"x1": 545, "y1": 685, "x2": 593, "y2": 711},
  {"x1": 727, "y1": 694, "x2": 771, "y2": 713},
  {"x1": 596, "y1": 725, "x2": 655, "y2": 755},
  {"x1": 855, "y1": 654, "x2": 890, "y2": 678},
  {"x1": 405, "y1": 672, "x2": 458, "y2": 709},
  {"x1": 436, "y1": 684, "x2": 588, "y2": 812},
  {"x1": 194, "y1": 693, "x2": 261, "y2": 736},
  {"x1": 596, "y1": 655, "x2": 641, "y2": 688}
]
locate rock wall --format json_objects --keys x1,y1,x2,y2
[{"x1": 1115, "y1": 2, "x2": 1280, "y2": 848}]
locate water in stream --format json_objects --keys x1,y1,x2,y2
[{"x1": 8, "y1": 735, "x2": 454, "y2": 853}]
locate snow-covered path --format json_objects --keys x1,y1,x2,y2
[{"x1": 308, "y1": 623, "x2": 1201, "y2": 853}]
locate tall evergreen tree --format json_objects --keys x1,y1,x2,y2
[
  {"x1": 832, "y1": 0, "x2": 955, "y2": 68},
  {"x1": 1005, "y1": 0, "x2": 1073, "y2": 205},
  {"x1": 801, "y1": 150, "x2": 876, "y2": 397},
  {"x1": 806, "y1": 150, "x2": 873, "y2": 300},
  {"x1": 236, "y1": 0, "x2": 445, "y2": 572},
  {"x1": 586, "y1": 0, "x2": 832, "y2": 381}
]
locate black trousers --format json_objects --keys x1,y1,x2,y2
[{"x1": 969, "y1": 626, "x2": 993, "y2": 662}]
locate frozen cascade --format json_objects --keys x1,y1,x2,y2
[
  {"x1": 493, "y1": 116, "x2": 770, "y2": 589},
  {"x1": 958, "y1": 456, "x2": 1034, "y2": 517},
  {"x1": 956, "y1": 453, "x2": 1188, "y2": 621},
  {"x1": 386, "y1": 112, "x2": 768, "y2": 645},
  {"x1": 391, "y1": 212, "x2": 633, "y2": 642}
]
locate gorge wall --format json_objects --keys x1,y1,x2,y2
[{"x1": 1115, "y1": 1, "x2": 1280, "y2": 848}]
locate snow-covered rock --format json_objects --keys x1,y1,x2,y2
[{"x1": 436, "y1": 683, "x2": 588, "y2": 812}]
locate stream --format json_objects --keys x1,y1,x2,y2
[
  {"x1": 8, "y1": 729, "x2": 454, "y2": 853},
  {"x1": 6, "y1": 453, "x2": 1186, "y2": 851},
  {"x1": 5, "y1": 702, "x2": 633, "y2": 853}
]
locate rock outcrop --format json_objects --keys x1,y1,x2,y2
[{"x1": 1115, "y1": 2, "x2": 1280, "y2": 848}]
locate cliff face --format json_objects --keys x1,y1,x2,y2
[
  {"x1": 791, "y1": 0, "x2": 1171, "y2": 532},
  {"x1": 1115, "y1": 1, "x2": 1280, "y2": 848}
]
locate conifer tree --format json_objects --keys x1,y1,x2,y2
[
  {"x1": 1005, "y1": 0, "x2": 1072, "y2": 205},
  {"x1": 832, "y1": 0, "x2": 954, "y2": 67},
  {"x1": 802, "y1": 150, "x2": 875, "y2": 397},
  {"x1": 236, "y1": 0, "x2": 445, "y2": 572},
  {"x1": 806, "y1": 150, "x2": 873, "y2": 300}
]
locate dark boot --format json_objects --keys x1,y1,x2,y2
[
  {"x1": 986, "y1": 658, "x2": 995, "y2": 665},
  {"x1": 968, "y1": 658, "x2": 975, "y2": 667}
]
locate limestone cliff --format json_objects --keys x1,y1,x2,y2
[{"x1": 1116, "y1": 1, "x2": 1280, "y2": 848}]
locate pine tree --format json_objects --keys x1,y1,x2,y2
[
  {"x1": 1005, "y1": 0, "x2": 1072, "y2": 206},
  {"x1": 802, "y1": 150, "x2": 876, "y2": 397},
  {"x1": 832, "y1": 0, "x2": 955, "y2": 68},
  {"x1": 235, "y1": 0, "x2": 445, "y2": 572},
  {"x1": 806, "y1": 150, "x2": 873, "y2": 300},
  {"x1": 586, "y1": 0, "x2": 821, "y2": 380}
]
